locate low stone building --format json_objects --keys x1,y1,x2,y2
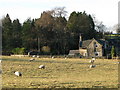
[{"x1": 68, "y1": 50, "x2": 79, "y2": 56}]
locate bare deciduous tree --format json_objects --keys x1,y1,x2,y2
[
  {"x1": 51, "y1": 7, "x2": 67, "y2": 17},
  {"x1": 112, "y1": 24, "x2": 120, "y2": 33}
]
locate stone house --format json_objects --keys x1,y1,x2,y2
[
  {"x1": 69, "y1": 34, "x2": 120, "y2": 58},
  {"x1": 79, "y1": 38, "x2": 107, "y2": 57},
  {"x1": 68, "y1": 38, "x2": 107, "y2": 57}
]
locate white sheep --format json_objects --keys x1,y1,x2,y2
[
  {"x1": 89, "y1": 65, "x2": 96, "y2": 68},
  {"x1": 52, "y1": 56, "x2": 55, "y2": 59},
  {"x1": 89, "y1": 57, "x2": 96, "y2": 64},
  {"x1": 92, "y1": 57, "x2": 96, "y2": 61},
  {"x1": 29, "y1": 58, "x2": 35, "y2": 61},
  {"x1": 89, "y1": 60, "x2": 94, "y2": 64},
  {"x1": 32, "y1": 55, "x2": 36, "y2": 58},
  {"x1": 39, "y1": 65, "x2": 45, "y2": 69},
  {"x1": 37, "y1": 56, "x2": 40, "y2": 58},
  {"x1": 14, "y1": 71, "x2": 22, "y2": 76}
]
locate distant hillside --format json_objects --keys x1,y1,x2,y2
[{"x1": 105, "y1": 34, "x2": 120, "y2": 39}]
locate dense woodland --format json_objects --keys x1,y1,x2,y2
[{"x1": 1, "y1": 7, "x2": 113, "y2": 55}]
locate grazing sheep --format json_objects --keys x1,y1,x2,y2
[
  {"x1": 32, "y1": 55, "x2": 35, "y2": 58},
  {"x1": 14, "y1": 71, "x2": 22, "y2": 76},
  {"x1": 92, "y1": 57, "x2": 96, "y2": 61},
  {"x1": 39, "y1": 65, "x2": 45, "y2": 69},
  {"x1": 29, "y1": 58, "x2": 35, "y2": 61},
  {"x1": 37, "y1": 56, "x2": 40, "y2": 58},
  {"x1": 89, "y1": 65, "x2": 96, "y2": 68},
  {"x1": 89, "y1": 57, "x2": 96, "y2": 64},
  {"x1": 89, "y1": 60, "x2": 94, "y2": 64},
  {"x1": 52, "y1": 56, "x2": 55, "y2": 59}
]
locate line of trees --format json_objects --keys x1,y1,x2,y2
[{"x1": 2, "y1": 7, "x2": 108, "y2": 55}]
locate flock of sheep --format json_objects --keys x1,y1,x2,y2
[
  {"x1": 14, "y1": 56, "x2": 96, "y2": 77},
  {"x1": 14, "y1": 64, "x2": 45, "y2": 77},
  {"x1": 14, "y1": 55, "x2": 46, "y2": 76}
]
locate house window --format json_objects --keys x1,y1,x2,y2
[
  {"x1": 95, "y1": 52, "x2": 99, "y2": 56},
  {"x1": 94, "y1": 42, "x2": 98, "y2": 47},
  {"x1": 95, "y1": 44, "x2": 98, "y2": 47},
  {"x1": 95, "y1": 53, "x2": 98, "y2": 56}
]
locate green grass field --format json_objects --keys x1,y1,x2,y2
[{"x1": 2, "y1": 56, "x2": 118, "y2": 88}]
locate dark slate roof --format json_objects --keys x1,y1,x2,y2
[
  {"x1": 81, "y1": 38, "x2": 105, "y2": 48},
  {"x1": 97, "y1": 39, "x2": 105, "y2": 45},
  {"x1": 81, "y1": 39, "x2": 93, "y2": 48}
]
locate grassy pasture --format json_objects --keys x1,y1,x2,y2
[{"x1": 2, "y1": 56, "x2": 118, "y2": 88}]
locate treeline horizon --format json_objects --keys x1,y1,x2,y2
[{"x1": 2, "y1": 7, "x2": 112, "y2": 55}]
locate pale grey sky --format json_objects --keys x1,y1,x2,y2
[{"x1": 0, "y1": 0, "x2": 119, "y2": 28}]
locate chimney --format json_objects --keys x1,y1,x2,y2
[
  {"x1": 79, "y1": 34, "x2": 82, "y2": 42},
  {"x1": 79, "y1": 34, "x2": 82, "y2": 47}
]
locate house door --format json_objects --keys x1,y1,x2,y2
[{"x1": 84, "y1": 53, "x2": 87, "y2": 56}]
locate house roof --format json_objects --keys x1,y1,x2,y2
[
  {"x1": 81, "y1": 39, "x2": 93, "y2": 48},
  {"x1": 81, "y1": 38, "x2": 105, "y2": 48}
]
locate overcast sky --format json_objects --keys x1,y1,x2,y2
[{"x1": 0, "y1": 0, "x2": 119, "y2": 28}]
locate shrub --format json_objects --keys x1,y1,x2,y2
[
  {"x1": 111, "y1": 46, "x2": 116, "y2": 58},
  {"x1": 12, "y1": 47, "x2": 25, "y2": 55},
  {"x1": 41, "y1": 46, "x2": 50, "y2": 54}
]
